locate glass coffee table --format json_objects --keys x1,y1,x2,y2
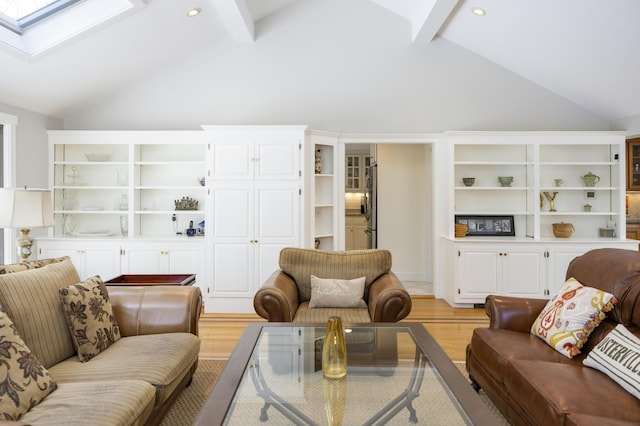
[{"x1": 195, "y1": 322, "x2": 498, "y2": 425}]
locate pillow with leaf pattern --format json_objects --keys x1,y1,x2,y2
[{"x1": 59, "y1": 276, "x2": 121, "y2": 362}]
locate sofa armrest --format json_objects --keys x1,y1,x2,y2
[
  {"x1": 367, "y1": 272, "x2": 412, "y2": 322},
  {"x1": 106, "y1": 285, "x2": 202, "y2": 336},
  {"x1": 254, "y1": 271, "x2": 299, "y2": 322},
  {"x1": 485, "y1": 295, "x2": 548, "y2": 333}
]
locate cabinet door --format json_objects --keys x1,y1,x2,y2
[
  {"x1": 627, "y1": 138, "x2": 640, "y2": 190},
  {"x1": 501, "y1": 249, "x2": 545, "y2": 298},
  {"x1": 255, "y1": 140, "x2": 299, "y2": 181},
  {"x1": 457, "y1": 248, "x2": 499, "y2": 301},
  {"x1": 122, "y1": 248, "x2": 165, "y2": 274},
  {"x1": 38, "y1": 240, "x2": 120, "y2": 281},
  {"x1": 547, "y1": 249, "x2": 588, "y2": 296},
  {"x1": 210, "y1": 140, "x2": 253, "y2": 180},
  {"x1": 345, "y1": 225, "x2": 355, "y2": 250}
]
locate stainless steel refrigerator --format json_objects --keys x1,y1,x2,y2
[{"x1": 364, "y1": 162, "x2": 377, "y2": 249}]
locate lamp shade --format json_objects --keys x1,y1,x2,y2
[{"x1": 0, "y1": 188, "x2": 54, "y2": 228}]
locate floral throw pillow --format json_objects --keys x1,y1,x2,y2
[
  {"x1": 0, "y1": 311, "x2": 57, "y2": 420},
  {"x1": 59, "y1": 276, "x2": 121, "y2": 362},
  {"x1": 531, "y1": 277, "x2": 616, "y2": 358}
]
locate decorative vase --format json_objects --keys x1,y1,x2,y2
[
  {"x1": 315, "y1": 148, "x2": 323, "y2": 174},
  {"x1": 322, "y1": 316, "x2": 347, "y2": 379}
]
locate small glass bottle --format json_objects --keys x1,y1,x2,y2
[{"x1": 322, "y1": 316, "x2": 347, "y2": 379}]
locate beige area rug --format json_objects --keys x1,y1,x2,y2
[{"x1": 160, "y1": 359, "x2": 509, "y2": 425}]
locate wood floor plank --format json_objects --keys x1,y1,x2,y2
[{"x1": 197, "y1": 296, "x2": 488, "y2": 361}]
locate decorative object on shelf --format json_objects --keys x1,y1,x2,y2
[
  {"x1": 84, "y1": 153, "x2": 110, "y2": 162},
  {"x1": 540, "y1": 193, "x2": 544, "y2": 208},
  {"x1": 186, "y1": 220, "x2": 196, "y2": 236},
  {"x1": 174, "y1": 196, "x2": 198, "y2": 210},
  {"x1": 554, "y1": 179, "x2": 564, "y2": 187},
  {"x1": 462, "y1": 177, "x2": 475, "y2": 187},
  {"x1": 119, "y1": 215, "x2": 128, "y2": 237},
  {"x1": 65, "y1": 165, "x2": 80, "y2": 186},
  {"x1": 543, "y1": 191, "x2": 558, "y2": 212},
  {"x1": 198, "y1": 220, "x2": 205, "y2": 236},
  {"x1": 455, "y1": 215, "x2": 515, "y2": 236},
  {"x1": 498, "y1": 176, "x2": 513, "y2": 187},
  {"x1": 63, "y1": 215, "x2": 77, "y2": 235},
  {"x1": 0, "y1": 188, "x2": 54, "y2": 262},
  {"x1": 322, "y1": 316, "x2": 347, "y2": 379},
  {"x1": 580, "y1": 171, "x2": 600, "y2": 187},
  {"x1": 583, "y1": 204, "x2": 592, "y2": 212},
  {"x1": 454, "y1": 223, "x2": 468, "y2": 237},
  {"x1": 197, "y1": 177, "x2": 205, "y2": 187},
  {"x1": 315, "y1": 148, "x2": 323, "y2": 174},
  {"x1": 552, "y1": 222, "x2": 574, "y2": 238},
  {"x1": 315, "y1": 238, "x2": 320, "y2": 249},
  {"x1": 118, "y1": 194, "x2": 128, "y2": 211},
  {"x1": 599, "y1": 228, "x2": 615, "y2": 238}
]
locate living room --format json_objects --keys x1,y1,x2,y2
[{"x1": 1, "y1": 1, "x2": 640, "y2": 424}]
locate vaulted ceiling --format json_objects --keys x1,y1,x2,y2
[{"x1": 0, "y1": 0, "x2": 638, "y2": 122}]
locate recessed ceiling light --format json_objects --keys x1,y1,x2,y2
[
  {"x1": 471, "y1": 7, "x2": 486, "y2": 16},
  {"x1": 187, "y1": 7, "x2": 201, "y2": 18}
]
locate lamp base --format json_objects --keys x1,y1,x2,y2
[{"x1": 16, "y1": 228, "x2": 33, "y2": 262}]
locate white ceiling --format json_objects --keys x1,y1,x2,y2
[{"x1": 0, "y1": 0, "x2": 639, "y2": 122}]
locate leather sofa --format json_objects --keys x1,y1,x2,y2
[
  {"x1": 254, "y1": 248, "x2": 412, "y2": 323},
  {"x1": 466, "y1": 248, "x2": 640, "y2": 425},
  {"x1": 0, "y1": 257, "x2": 201, "y2": 425}
]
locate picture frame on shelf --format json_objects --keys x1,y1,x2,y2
[{"x1": 455, "y1": 215, "x2": 515, "y2": 236}]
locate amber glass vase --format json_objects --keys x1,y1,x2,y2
[
  {"x1": 322, "y1": 316, "x2": 347, "y2": 379},
  {"x1": 323, "y1": 376, "x2": 347, "y2": 425}
]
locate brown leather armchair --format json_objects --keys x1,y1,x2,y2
[{"x1": 254, "y1": 248, "x2": 412, "y2": 323}]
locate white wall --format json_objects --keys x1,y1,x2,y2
[
  {"x1": 377, "y1": 144, "x2": 430, "y2": 282},
  {"x1": 61, "y1": 0, "x2": 609, "y2": 133}
]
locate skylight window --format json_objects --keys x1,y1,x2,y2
[{"x1": 0, "y1": 0, "x2": 82, "y2": 34}]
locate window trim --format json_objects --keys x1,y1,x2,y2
[{"x1": 0, "y1": 0, "x2": 83, "y2": 34}]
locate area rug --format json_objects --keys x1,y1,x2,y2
[{"x1": 160, "y1": 359, "x2": 508, "y2": 425}]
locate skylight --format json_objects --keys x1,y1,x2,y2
[{"x1": 0, "y1": 0, "x2": 82, "y2": 33}]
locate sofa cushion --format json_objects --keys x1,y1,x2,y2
[
  {"x1": 21, "y1": 380, "x2": 155, "y2": 426},
  {"x1": 293, "y1": 302, "x2": 371, "y2": 323},
  {"x1": 531, "y1": 277, "x2": 616, "y2": 358},
  {"x1": 59, "y1": 276, "x2": 121, "y2": 362},
  {"x1": 0, "y1": 258, "x2": 79, "y2": 368},
  {"x1": 279, "y1": 248, "x2": 392, "y2": 302},
  {"x1": 48, "y1": 332, "x2": 200, "y2": 408},
  {"x1": 505, "y1": 360, "x2": 640, "y2": 425},
  {"x1": 0, "y1": 311, "x2": 57, "y2": 421},
  {"x1": 0, "y1": 256, "x2": 68, "y2": 275},
  {"x1": 583, "y1": 324, "x2": 640, "y2": 400},
  {"x1": 309, "y1": 275, "x2": 366, "y2": 308}
]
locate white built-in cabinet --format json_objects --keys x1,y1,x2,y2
[
  {"x1": 345, "y1": 215, "x2": 367, "y2": 250},
  {"x1": 202, "y1": 126, "x2": 306, "y2": 313},
  {"x1": 441, "y1": 131, "x2": 638, "y2": 307}
]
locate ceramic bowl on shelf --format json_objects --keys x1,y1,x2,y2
[
  {"x1": 498, "y1": 176, "x2": 514, "y2": 187},
  {"x1": 85, "y1": 153, "x2": 111, "y2": 162},
  {"x1": 462, "y1": 177, "x2": 475, "y2": 187}
]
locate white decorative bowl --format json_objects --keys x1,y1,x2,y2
[{"x1": 85, "y1": 153, "x2": 110, "y2": 162}]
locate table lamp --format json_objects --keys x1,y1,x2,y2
[{"x1": 0, "y1": 188, "x2": 54, "y2": 262}]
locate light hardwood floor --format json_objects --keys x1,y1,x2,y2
[{"x1": 198, "y1": 296, "x2": 488, "y2": 362}]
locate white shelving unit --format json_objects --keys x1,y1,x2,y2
[
  {"x1": 441, "y1": 131, "x2": 637, "y2": 307},
  {"x1": 307, "y1": 130, "x2": 339, "y2": 250}
]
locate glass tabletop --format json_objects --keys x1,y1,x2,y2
[{"x1": 223, "y1": 325, "x2": 473, "y2": 425}]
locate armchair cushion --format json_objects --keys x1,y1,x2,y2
[
  {"x1": 279, "y1": 248, "x2": 392, "y2": 302},
  {"x1": 309, "y1": 275, "x2": 366, "y2": 308}
]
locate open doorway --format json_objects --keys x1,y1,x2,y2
[{"x1": 343, "y1": 142, "x2": 433, "y2": 295}]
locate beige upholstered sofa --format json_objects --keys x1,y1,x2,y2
[
  {"x1": 0, "y1": 256, "x2": 201, "y2": 425},
  {"x1": 254, "y1": 248, "x2": 412, "y2": 323}
]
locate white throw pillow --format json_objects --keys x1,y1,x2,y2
[
  {"x1": 583, "y1": 324, "x2": 640, "y2": 400},
  {"x1": 309, "y1": 275, "x2": 367, "y2": 308},
  {"x1": 531, "y1": 277, "x2": 616, "y2": 358}
]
